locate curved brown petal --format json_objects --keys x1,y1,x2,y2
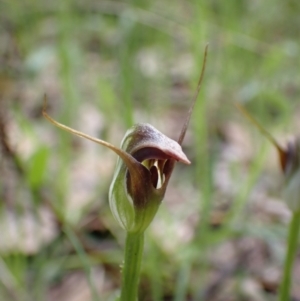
[
  {"x1": 122, "y1": 123, "x2": 190, "y2": 164},
  {"x1": 42, "y1": 96, "x2": 144, "y2": 181}
]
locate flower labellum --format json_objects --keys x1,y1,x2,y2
[
  {"x1": 43, "y1": 45, "x2": 208, "y2": 233},
  {"x1": 236, "y1": 103, "x2": 300, "y2": 212}
]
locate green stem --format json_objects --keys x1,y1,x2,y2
[
  {"x1": 120, "y1": 231, "x2": 144, "y2": 301},
  {"x1": 279, "y1": 210, "x2": 300, "y2": 301}
]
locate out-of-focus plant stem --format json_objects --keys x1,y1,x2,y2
[{"x1": 279, "y1": 210, "x2": 300, "y2": 301}]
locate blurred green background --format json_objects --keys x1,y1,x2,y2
[{"x1": 1, "y1": 1, "x2": 300, "y2": 300}]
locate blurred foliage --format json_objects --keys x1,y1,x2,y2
[{"x1": 0, "y1": 0, "x2": 300, "y2": 300}]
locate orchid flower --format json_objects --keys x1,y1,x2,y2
[
  {"x1": 43, "y1": 45, "x2": 208, "y2": 301},
  {"x1": 236, "y1": 103, "x2": 300, "y2": 301},
  {"x1": 43, "y1": 47, "x2": 207, "y2": 234}
]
